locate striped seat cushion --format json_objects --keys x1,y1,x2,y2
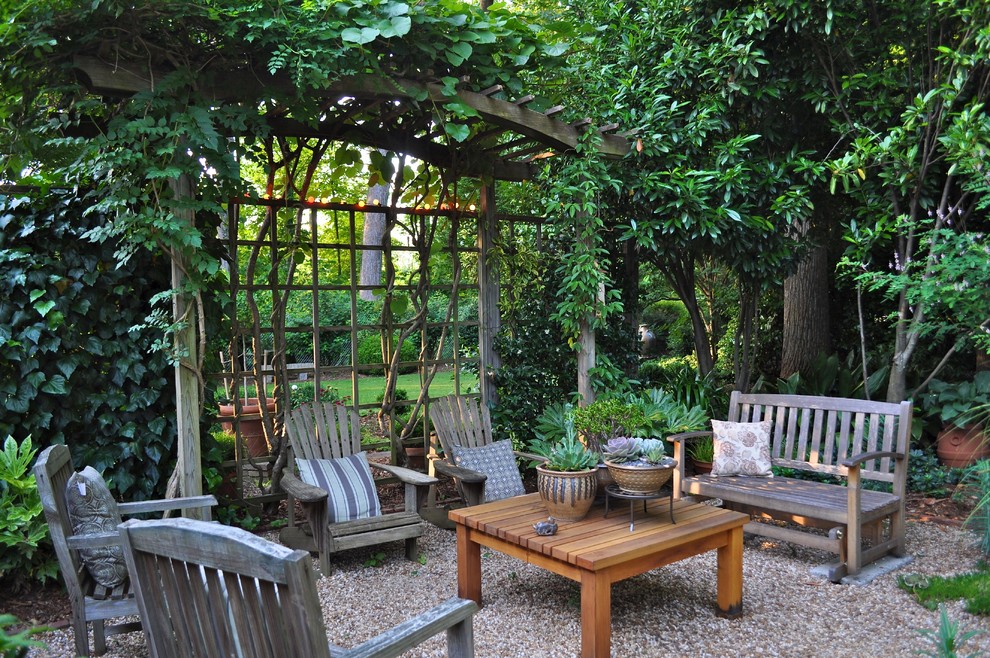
[{"x1": 297, "y1": 452, "x2": 382, "y2": 522}]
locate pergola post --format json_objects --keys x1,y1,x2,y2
[
  {"x1": 477, "y1": 182, "x2": 501, "y2": 408},
  {"x1": 169, "y1": 174, "x2": 205, "y2": 513},
  {"x1": 576, "y1": 225, "x2": 598, "y2": 406}
]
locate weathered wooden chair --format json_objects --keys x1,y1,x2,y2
[
  {"x1": 33, "y1": 444, "x2": 217, "y2": 657},
  {"x1": 118, "y1": 517, "x2": 479, "y2": 658},
  {"x1": 280, "y1": 401, "x2": 437, "y2": 574},
  {"x1": 428, "y1": 395, "x2": 543, "y2": 507}
]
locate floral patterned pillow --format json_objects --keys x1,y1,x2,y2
[{"x1": 711, "y1": 420, "x2": 773, "y2": 477}]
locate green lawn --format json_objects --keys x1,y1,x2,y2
[{"x1": 321, "y1": 370, "x2": 478, "y2": 406}]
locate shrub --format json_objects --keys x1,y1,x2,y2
[
  {"x1": 288, "y1": 382, "x2": 344, "y2": 408},
  {"x1": 0, "y1": 436, "x2": 57, "y2": 593},
  {"x1": 357, "y1": 332, "x2": 418, "y2": 373},
  {"x1": 0, "y1": 613, "x2": 49, "y2": 657}
]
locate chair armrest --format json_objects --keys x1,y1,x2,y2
[
  {"x1": 370, "y1": 462, "x2": 438, "y2": 487},
  {"x1": 841, "y1": 451, "x2": 906, "y2": 468},
  {"x1": 343, "y1": 597, "x2": 479, "y2": 658},
  {"x1": 514, "y1": 450, "x2": 547, "y2": 466},
  {"x1": 67, "y1": 531, "x2": 120, "y2": 550},
  {"x1": 432, "y1": 459, "x2": 487, "y2": 485},
  {"x1": 118, "y1": 495, "x2": 217, "y2": 516},
  {"x1": 281, "y1": 472, "x2": 329, "y2": 503},
  {"x1": 666, "y1": 430, "x2": 713, "y2": 444}
]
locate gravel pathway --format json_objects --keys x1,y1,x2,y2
[{"x1": 28, "y1": 519, "x2": 990, "y2": 657}]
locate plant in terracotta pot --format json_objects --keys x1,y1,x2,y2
[
  {"x1": 602, "y1": 437, "x2": 677, "y2": 495},
  {"x1": 922, "y1": 372, "x2": 990, "y2": 468},
  {"x1": 530, "y1": 412, "x2": 600, "y2": 522},
  {"x1": 686, "y1": 436, "x2": 715, "y2": 474}
]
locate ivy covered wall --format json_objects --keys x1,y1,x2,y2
[{"x1": 0, "y1": 189, "x2": 180, "y2": 500}]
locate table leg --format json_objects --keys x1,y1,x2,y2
[
  {"x1": 715, "y1": 525, "x2": 743, "y2": 618},
  {"x1": 580, "y1": 570, "x2": 611, "y2": 658},
  {"x1": 456, "y1": 524, "x2": 483, "y2": 606}
]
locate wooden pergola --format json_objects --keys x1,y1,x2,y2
[{"x1": 73, "y1": 56, "x2": 630, "y2": 502}]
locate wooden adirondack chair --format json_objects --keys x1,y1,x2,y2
[
  {"x1": 428, "y1": 395, "x2": 544, "y2": 507},
  {"x1": 33, "y1": 444, "x2": 217, "y2": 657},
  {"x1": 119, "y1": 517, "x2": 478, "y2": 658},
  {"x1": 280, "y1": 401, "x2": 437, "y2": 574}
]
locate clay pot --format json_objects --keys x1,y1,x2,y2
[
  {"x1": 218, "y1": 397, "x2": 276, "y2": 458},
  {"x1": 936, "y1": 424, "x2": 989, "y2": 468},
  {"x1": 536, "y1": 466, "x2": 598, "y2": 522}
]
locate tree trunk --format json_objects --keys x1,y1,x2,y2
[
  {"x1": 779, "y1": 244, "x2": 831, "y2": 377},
  {"x1": 655, "y1": 251, "x2": 715, "y2": 376},
  {"x1": 359, "y1": 182, "x2": 389, "y2": 301}
]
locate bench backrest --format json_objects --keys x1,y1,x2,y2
[{"x1": 727, "y1": 392, "x2": 913, "y2": 484}]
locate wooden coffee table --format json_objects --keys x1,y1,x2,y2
[{"x1": 449, "y1": 493, "x2": 747, "y2": 658}]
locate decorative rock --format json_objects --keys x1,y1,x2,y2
[{"x1": 533, "y1": 517, "x2": 558, "y2": 536}]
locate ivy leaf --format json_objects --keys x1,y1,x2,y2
[
  {"x1": 446, "y1": 42, "x2": 473, "y2": 66},
  {"x1": 41, "y1": 375, "x2": 67, "y2": 395},
  {"x1": 342, "y1": 27, "x2": 379, "y2": 45},
  {"x1": 33, "y1": 300, "x2": 55, "y2": 318},
  {"x1": 444, "y1": 122, "x2": 471, "y2": 142},
  {"x1": 389, "y1": 16, "x2": 411, "y2": 37}
]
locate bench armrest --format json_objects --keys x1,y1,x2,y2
[
  {"x1": 370, "y1": 462, "x2": 438, "y2": 486},
  {"x1": 841, "y1": 451, "x2": 906, "y2": 468},
  {"x1": 281, "y1": 472, "x2": 329, "y2": 503},
  {"x1": 514, "y1": 450, "x2": 547, "y2": 466},
  {"x1": 345, "y1": 597, "x2": 478, "y2": 658},
  {"x1": 666, "y1": 430, "x2": 713, "y2": 444},
  {"x1": 67, "y1": 531, "x2": 120, "y2": 550},
  {"x1": 432, "y1": 459, "x2": 487, "y2": 485},
  {"x1": 118, "y1": 495, "x2": 218, "y2": 516}
]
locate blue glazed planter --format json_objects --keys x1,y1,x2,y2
[{"x1": 536, "y1": 466, "x2": 598, "y2": 522}]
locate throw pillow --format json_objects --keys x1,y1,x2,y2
[
  {"x1": 64, "y1": 467, "x2": 128, "y2": 589},
  {"x1": 711, "y1": 419, "x2": 774, "y2": 477},
  {"x1": 451, "y1": 440, "x2": 525, "y2": 502},
  {"x1": 297, "y1": 452, "x2": 382, "y2": 523}
]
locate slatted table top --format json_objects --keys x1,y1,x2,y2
[{"x1": 448, "y1": 492, "x2": 748, "y2": 572}]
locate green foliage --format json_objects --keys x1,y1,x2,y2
[
  {"x1": 687, "y1": 437, "x2": 715, "y2": 463},
  {"x1": 774, "y1": 352, "x2": 889, "y2": 401},
  {"x1": 638, "y1": 358, "x2": 726, "y2": 419},
  {"x1": 0, "y1": 190, "x2": 184, "y2": 500},
  {"x1": 288, "y1": 382, "x2": 345, "y2": 409},
  {"x1": 529, "y1": 404, "x2": 598, "y2": 471},
  {"x1": 900, "y1": 565, "x2": 990, "y2": 618},
  {"x1": 363, "y1": 551, "x2": 387, "y2": 568},
  {"x1": 0, "y1": 436, "x2": 57, "y2": 592},
  {"x1": 914, "y1": 604, "x2": 985, "y2": 658},
  {"x1": 357, "y1": 332, "x2": 418, "y2": 374},
  {"x1": 961, "y1": 459, "x2": 990, "y2": 556},
  {"x1": 922, "y1": 374, "x2": 990, "y2": 429},
  {"x1": 572, "y1": 398, "x2": 646, "y2": 454},
  {"x1": 0, "y1": 614, "x2": 49, "y2": 658},
  {"x1": 906, "y1": 450, "x2": 957, "y2": 497}
]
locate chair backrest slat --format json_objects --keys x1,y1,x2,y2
[
  {"x1": 430, "y1": 395, "x2": 493, "y2": 455},
  {"x1": 286, "y1": 402, "x2": 363, "y2": 464},
  {"x1": 120, "y1": 517, "x2": 333, "y2": 658}
]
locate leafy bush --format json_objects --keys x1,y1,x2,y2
[
  {"x1": 356, "y1": 332, "x2": 418, "y2": 373},
  {"x1": 288, "y1": 382, "x2": 344, "y2": 408},
  {"x1": 907, "y1": 449, "x2": 957, "y2": 497},
  {"x1": 0, "y1": 613, "x2": 49, "y2": 657},
  {"x1": 0, "y1": 190, "x2": 192, "y2": 500},
  {"x1": 0, "y1": 436, "x2": 57, "y2": 592}
]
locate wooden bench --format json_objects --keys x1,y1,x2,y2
[{"x1": 670, "y1": 391, "x2": 913, "y2": 582}]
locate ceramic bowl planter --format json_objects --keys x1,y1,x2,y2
[
  {"x1": 604, "y1": 459, "x2": 676, "y2": 495},
  {"x1": 536, "y1": 466, "x2": 598, "y2": 522}
]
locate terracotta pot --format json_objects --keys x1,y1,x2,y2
[
  {"x1": 691, "y1": 459, "x2": 714, "y2": 475},
  {"x1": 404, "y1": 446, "x2": 426, "y2": 470},
  {"x1": 936, "y1": 424, "x2": 989, "y2": 468},
  {"x1": 218, "y1": 398, "x2": 275, "y2": 458},
  {"x1": 536, "y1": 466, "x2": 598, "y2": 522}
]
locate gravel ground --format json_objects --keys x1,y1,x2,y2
[{"x1": 28, "y1": 517, "x2": 990, "y2": 658}]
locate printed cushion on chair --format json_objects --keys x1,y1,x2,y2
[
  {"x1": 65, "y1": 467, "x2": 128, "y2": 588},
  {"x1": 711, "y1": 419, "x2": 774, "y2": 477},
  {"x1": 451, "y1": 440, "x2": 526, "y2": 502},
  {"x1": 297, "y1": 452, "x2": 382, "y2": 522}
]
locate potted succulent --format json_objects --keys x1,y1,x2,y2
[
  {"x1": 922, "y1": 372, "x2": 990, "y2": 468},
  {"x1": 602, "y1": 437, "x2": 677, "y2": 495},
  {"x1": 530, "y1": 412, "x2": 600, "y2": 522}
]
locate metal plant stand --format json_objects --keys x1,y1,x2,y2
[{"x1": 603, "y1": 484, "x2": 675, "y2": 531}]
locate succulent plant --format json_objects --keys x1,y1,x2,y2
[
  {"x1": 643, "y1": 446, "x2": 668, "y2": 465},
  {"x1": 603, "y1": 437, "x2": 641, "y2": 463},
  {"x1": 639, "y1": 438, "x2": 666, "y2": 456}
]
